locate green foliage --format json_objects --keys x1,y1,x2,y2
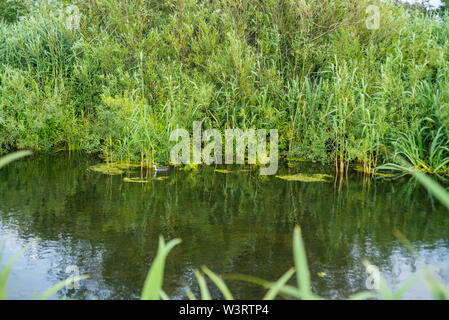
[
  {"x1": 0, "y1": 0, "x2": 27, "y2": 24},
  {"x1": 141, "y1": 236, "x2": 181, "y2": 300},
  {"x1": 0, "y1": 150, "x2": 31, "y2": 169},
  {"x1": 391, "y1": 120, "x2": 449, "y2": 176},
  {"x1": 0, "y1": 0, "x2": 449, "y2": 170}
]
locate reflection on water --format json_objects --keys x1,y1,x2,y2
[{"x1": 0, "y1": 153, "x2": 448, "y2": 299}]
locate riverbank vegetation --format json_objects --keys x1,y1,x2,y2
[{"x1": 1, "y1": 0, "x2": 449, "y2": 175}]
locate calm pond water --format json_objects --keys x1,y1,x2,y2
[{"x1": 0, "y1": 153, "x2": 448, "y2": 299}]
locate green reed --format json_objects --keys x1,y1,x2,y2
[
  {"x1": 376, "y1": 119, "x2": 449, "y2": 176},
  {"x1": 1, "y1": 0, "x2": 449, "y2": 171}
]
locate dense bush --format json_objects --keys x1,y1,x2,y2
[
  {"x1": 0, "y1": 0, "x2": 448, "y2": 172},
  {"x1": 0, "y1": 0, "x2": 27, "y2": 24}
]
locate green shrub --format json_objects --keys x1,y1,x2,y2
[
  {"x1": 0, "y1": 0, "x2": 449, "y2": 171},
  {"x1": 0, "y1": 0, "x2": 27, "y2": 24}
]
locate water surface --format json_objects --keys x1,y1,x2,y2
[{"x1": 0, "y1": 153, "x2": 448, "y2": 299}]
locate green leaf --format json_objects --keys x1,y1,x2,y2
[
  {"x1": 0, "y1": 151, "x2": 32, "y2": 169},
  {"x1": 410, "y1": 169, "x2": 449, "y2": 210},
  {"x1": 293, "y1": 226, "x2": 312, "y2": 297},
  {"x1": 424, "y1": 272, "x2": 449, "y2": 300},
  {"x1": 201, "y1": 266, "x2": 234, "y2": 300},
  {"x1": 159, "y1": 290, "x2": 170, "y2": 300},
  {"x1": 141, "y1": 237, "x2": 181, "y2": 300},
  {"x1": 37, "y1": 275, "x2": 89, "y2": 300},
  {"x1": 194, "y1": 270, "x2": 211, "y2": 300},
  {"x1": 391, "y1": 273, "x2": 423, "y2": 300},
  {"x1": 263, "y1": 268, "x2": 295, "y2": 300},
  {"x1": 184, "y1": 286, "x2": 197, "y2": 300}
]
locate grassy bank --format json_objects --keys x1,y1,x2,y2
[{"x1": 1, "y1": 0, "x2": 449, "y2": 174}]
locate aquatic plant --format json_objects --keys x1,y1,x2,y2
[
  {"x1": 89, "y1": 163, "x2": 124, "y2": 175},
  {"x1": 276, "y1": 173, "x2": 333, "y2": 183},
  {"x1": 141, "y1": 236, "x2": 182, "y2": 300},
  {"x1": 123, "y1": 177, "x2": 149, "y2": 183},
  {"x1": 214, "y1": 169, "x2": 234, "y2": 174},
  {"x1": 0, "y1": 0, "x2": 27, "y2": 24},
  {"x1": 386, "y1": 120, "x2": 449, "y2": 176},
  {"x1": 0, "y1": 150, "x2": 32, "y2": 169}
]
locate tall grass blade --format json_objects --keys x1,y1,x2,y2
[
  {"x1": 263, "y1": 268, "x2": 295, "y2": 300},
  {"x1": 184, "y1": 286, "x2": 197, "y2": 300},
  {"x1": 201, "y1": 266, "x2": 234, "y2": 300},
  {"x1": 293, "y1": 226, "x2": 313, "y2": 298},
  {"x1": 194, "y1": 270, "x2": 211, "y2": 300},
  {"x1": 424, "y1": 272, "x2": 449, "y2": 300},
  {"x1": 141, "y1": 236, "x2": 181, "y2": 300},
  {"x1": 36, "y1": 275, "x2": 89, "y2": 300},
  {"x1": 0, "y1": 151, "x2": 32, "y2": 169},
  {"x1": 410, "y1": 169, "x2": 449, "y2": 210},
  {"x1": 159, "y1": 290, "x2": 170, "y2": 300}
]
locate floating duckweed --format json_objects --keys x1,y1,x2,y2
[
  {"x1": 89, "y1": 161, "x2": 145, "y2": 175},
  {"x1": 112, "y1": 161, "x2": 142, "y2": 170},
  {"x1": 286, "y1": 157, "x2": 307, "y2": 162},
  {"x1": 153, "y1": 176, "x2": 168, "y2": 181},
  {"x1": 214, "y1": 168, "x2": 251, "y2": 174},
  {"x1": 214, "y1": 169, "x2": 233, "y2": 174},
  {"x1": 123, "y1": 177, "x2": 149, "y2": 183},
  {"x1": 276, "y1": 173, "x2": 333, "y2": 182},
  {"x1": 89, "y1": 163, "x2": 124, "y2": 175}
]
